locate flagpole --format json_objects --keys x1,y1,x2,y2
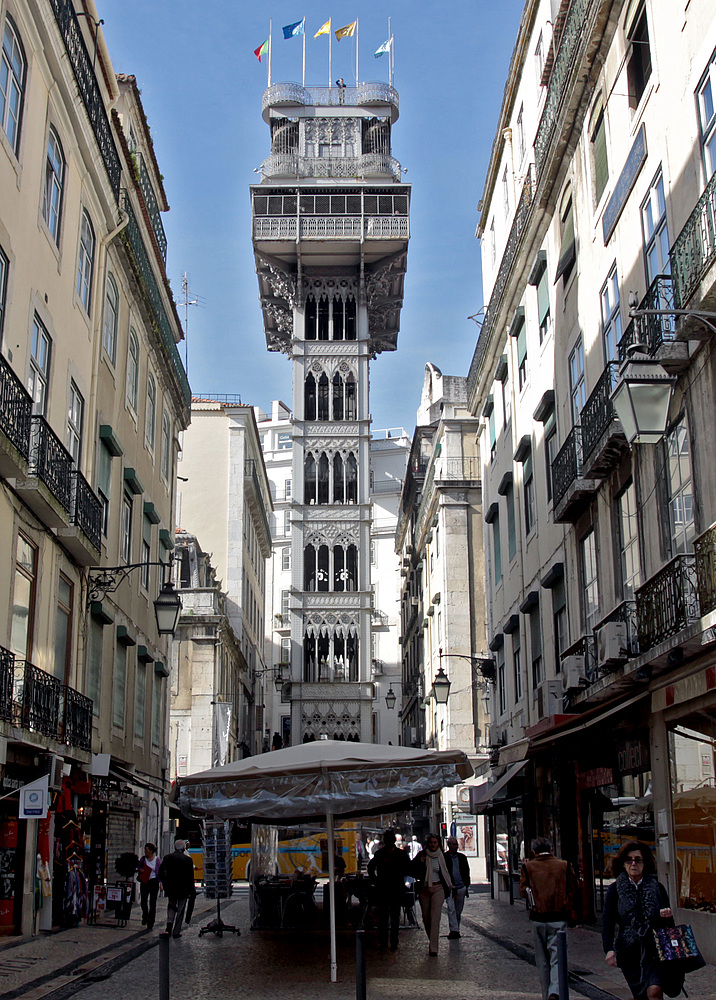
[
  {"x1": 268, "y1": 18, "x2": 272, "y2": 87},
  {"x1": 388, "y1": 17, "x2": 393, "y2": 88},
  {"x1": 355, "y1": 18, "x2": 359, "y2": 87},
  {"x1": 302, "y1": 17, "x2": 306, "y2": 87},
  {"x1": 329, "y1": 23, "x2": 332, "y2": 87}
]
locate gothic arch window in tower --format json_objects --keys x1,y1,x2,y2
[
  {"x1": 346, "y1": 453, "x2": 358, "y2": 502},
  {"x1": 333, "y1": 453, "x2": 345, "y2": 503},
  {"x1": 345, "y1": 375, "x2": 357, "y2": 418},
  {"x1": 317, "y1": 373, "x2": 329, "y2": 419},
  {"x1": 304, "y1": 454, "x2": 316, "y2": 503},
  {"x1": 302, "y1": 630, "x2": 359, "y2": 682},
  {"x1": 305, "y1": 373, "x2": 316, "y2": 420},
  {"x1": 304, "y1": 543, "x2": 316, "y2": 590},
  {"x1": 317, "y1": 453, "x2": 330, "y2": 504},
  {"x1": 304, "y1": 293, "x2": 356, "y2": 341},
  {"x1": 332, "y1": 372, "x2": 344, "y2": 420}
]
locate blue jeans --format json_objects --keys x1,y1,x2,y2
[{"x1": 532, "y1": 919, "x2": 567, "y2": 999}]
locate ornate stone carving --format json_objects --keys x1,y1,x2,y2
[
  {"x1": 303, "y1": 275, "x2": 357, "y2": 299},
  {"x1": 256, "y1": 254, "x2": 297, "y2": 306},
  {"x1": 365, "y1": 253, "x2": 406, "y2": 306},
  {"x1": 303, "y1": 592, "x2": 362, "y2": 609},
  {"x1": 304, "y1": 522, "x2": 359, "y2": 546},
  {"x1": 264, "y1": 300, "x2": 294, "y2": 336},
  {"x1": 303, "y1": 437, "x2": 359, "y2": 456}
]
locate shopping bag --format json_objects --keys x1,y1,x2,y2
[
  {"x1": 652, "y1": 924, "x2": 706, "y2": 973},
  {"x1": 138, "y1": 864, "x2": 152, "y2": 884}
]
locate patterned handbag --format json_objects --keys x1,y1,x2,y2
[{"x1": 652, "y1": 924, "x2": 706, "y2": 973}]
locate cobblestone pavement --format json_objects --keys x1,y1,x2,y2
[{"x1": 0, "y1": 885, "x2": 713, "y2": 1000}]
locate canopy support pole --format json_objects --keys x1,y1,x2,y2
[{"x1": 326, "y1": 810, "x2": 337, "y2": 982}]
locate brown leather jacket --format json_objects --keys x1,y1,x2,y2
[{"x1": 519, "y1": 854, "x2": 578, "y2": 922}]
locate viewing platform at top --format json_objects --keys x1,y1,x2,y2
[{"x1": 262, "y1": 82, "x2": 400, "y2": 123}]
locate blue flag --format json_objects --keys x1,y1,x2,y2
[
  {"x1": 374, "y1": 38, "x2": 392, "y2": 58},
  {"x1": 283, "y1": 19, "x2": 305, "y2": 39}
]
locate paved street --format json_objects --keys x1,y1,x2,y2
[{"x1": 1, "y1": 885, "x2": 713, "y2": 1000}]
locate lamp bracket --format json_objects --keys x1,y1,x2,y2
[{"x1": 87, "y1": 561, "x2": 168, "y2": 606}]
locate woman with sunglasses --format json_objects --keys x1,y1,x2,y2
[{"x1": 602, "y1": 842, "x2": 676, "y2": 1000}]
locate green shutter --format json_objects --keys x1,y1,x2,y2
[
  {"x1": 537, "y1": 269, "x2": 550, "y2": 327},
  {"x1": 593, "y1": 113, "x2": 608, "y2": 202}
]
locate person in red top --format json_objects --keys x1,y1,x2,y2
[{"x1": 136, "y1": 842, "x2": 161, "y2": 931}]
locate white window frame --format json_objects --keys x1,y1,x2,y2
[
  {"x1": 697, "y1": 48, "x2": 716, "y2": 181},
  {"x1": 103, "y1": 273, "x2": 119, "y2": 365},
  {"x1": 126, "y1": 328, "x2": 139, "y2": 410},
  {"x1": 600, "y1": 265, "x2": 622, "y2": 364},
  {"x1": 641, "y1": 169, "x2": 670, "y2": 285},
  {"x1": 161, "y1": 411, "x2": 171, "y2": 482},
  {"x1": 28, "y1": 315, "x2": 51, "y2": 416},
  {"x1": 66, "y1": 380, "x2": 83, "y2": 466},
  {"x1": 42, "y1": 125, "x2": 64, "y2": 242},
  {"x1": 569, "y1": 339, "x2": 586, "y2": 425},
  {"x1": 0, "y1": 16, "x2": 25, "y2": 155},
  {"x1": 145, "y1": 372, "x2": 156, "y2": 451},
  {"x1": 76, "y1": 209, "x2": 95, "y2": 311},
  {"x1": 121, "y1": 492, "x2": 133, "y2": 563}
]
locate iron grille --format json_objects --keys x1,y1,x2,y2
[
  {"x1": 580, "y1": 361, "x2": 621, "y2": 461},
  {"x1": 0, "y1": 644, "x2": 13, "y2": 722},
  {"x1": 618, "y1": 275, "x2": 676, "y2": 360},
  {"x1": 694, "y1": 522, "x2": 716, "y2": 617},
  {"x1": 18, "y1": 661, "x2": 62, "y2": 739},
  {"x1": 28, "y1": 416, "x2": 73, "y2": 513},
  {"x1": 551, "y1": 425, "x2": 584, "y2": 509},
  {"x1": 0, "y1": 353, "x2": 32, "y2": 459},
  {"x1": 70, "y1": 470, "x2": 103, "y2": 551},
  {"x1": 671, "y1": 169, "x2": 716, "y2": 309},
  {"x1": 64, "y1": 686, "x2": 93, "y2": 751},
  {"x1": 636, "y1": 554, "x2": 700, "y2": 652}
]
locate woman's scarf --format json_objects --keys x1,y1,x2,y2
[
  {"x1": 616, "y1": 871, "x2": 661, "y2": 948},
  {"x1": 425, "y1": 847, "x2": 453, "y2": 890}
]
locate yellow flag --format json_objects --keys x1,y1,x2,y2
[
  {"x1": 335, "y1": 20, "x2": 357, "y2": 41},
  {"x1": 314, "y1": 19, "x2": 331, "y2": 38}
]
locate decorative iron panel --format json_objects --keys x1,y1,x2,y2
[
  {"x1": 551, "y1": 425, "x2": 583, "y2": 509},
  {"x1": 694, "y1": 522, "x2": 716, "y2": 617},
  {"x1": 636, "y1": 554, "x2": 699, "y2": 652},
  {"x1": 48, "y1": 0, "x2": 121, "y2": 198},
  {"x1": 364, "y1": 216, "x2": 409, "y2": 238},
  {"x1": 28, "y1": 416, "x2": 73, "y2": 513},
  {"x1": 18, "y1": 661, "x2": 62, "y2": 739},
  {"x1": 137, "y1": 153, "x2": 167, "y2": 261},
  {"x1": 70, "y1": 470, "x2": 102, "y2": 551},
  {"x1": 434, "y1": 457, "x2": 481, "y2": 482},
  {"x1": 0, "y1": 354, "x2": 32, "y2": 459},
  {"x1": 618, "y1": 275, "x2": 675, "y2": 361},
  {"x1": 0, "y1": 644, "x2": 13, "y2": 723},
  {"x1": 593, "y1": 600, "x2": 640, "y2": 659},
  {"x1": 262, "y1": 83, "x2": 398, "y2": 114},
  {"x1": 262, "y1": 153, "x2": 401, "y2": 181},
  {"x1": 301, "y1": 216, "x2": 362, "y2": 238},
  {"x1": 254, "y1": 217, "x2": 297, "y2": 239},
  {"x1": 671, "y1": 170, "x2": 716, "y2": 309},
  {"x1": 581, "y1": 361, "x2": 620, "y2": 460},
  {"x1": 64, "y1": 685, "x2": 93, "y2": 751}
]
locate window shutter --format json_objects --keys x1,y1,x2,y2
[
  {"x1": 593, "y1": 113, "x2": 608, "y2": 202},
  {"x1": 517, "y1": 324, "x2": 527, "y2": 366},
  {"x1": 537, "y1": 270, "x2": 550, "y2": 327}
]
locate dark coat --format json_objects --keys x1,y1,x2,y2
[
  {"x1": 158, "y1": 849, "x2": 195, "y2": 898},
  {"x1": 367, "y1": 845, "x2": 412, "y2": 895},
  {"x1": 412, "y1": 850, "x2": 453, "y2": 897},
  {"x1": 445, "y1": 850, "x2": 471, "y2": 892}
]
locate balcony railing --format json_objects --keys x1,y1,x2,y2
[
  {"x1": 261, "y1": 153, "x2": 402, "y2": 181},
  {"x1": 11, "y1": 656, "x2": 92, "y2": 749},
  {"x1": 671, "y1": 169, "x2": 716, "y2": 309},
  {"x1": 618, "y1": 275, "x2": 676, "y2": 360},
  {"x1": 28, "y1": 416, "x2": 73, "y2": 514},
  {"x1": 120, "y1": 192, "x2": 191, "y2": 409},
  {"x1": 16, "y1": 660, "x2": 63, "y2": 740},
  {"x1": 262, "y1": 82, "x2": 399, "y2": 114},
  {"x1": 371, "y1": 610, "x2": 389, "y2": 627},
  {"x1": 580, "y1": 361, "x2": 622, "y2": 462},
  {"x1": 594, "y1": 600, "x2": 640, "y2": 660},
  {"x1": 551, "y1": 425, "x2": 584, "y2": 509},
  {"x1": 244, "y1": 459, "x2": 272, "y2": 543},
  {"x1": 0, "y1": 644, "x2": 13, "y2": 722},
  {"x1": 63, "y1": 686, "x2": 93, "y2": 751},
  {"x1": 48, "y1": 0, "x2": 121, "y2": 198},
  {"x1": 694, "y1": 521, "x2": 716, "y2": 616},
  {"x1": 562, "y1": 633, "x2": 598, "y2": 685},
  {"x1": 136, "y1": 152, "x2": 167, "y2": 261},
  {"x1": 0, "y1": 353, "x2": 32, "y2": 459},
  {"x1": 70, "y1": 470, "x2": 103, "y2": 551},
  {"x1": 635, "y1": 554, "x2": 700, "y2": 652},
  {"x1": 253, "y1": 215, "x2": 409, "y2": 240},
  {"x1": 434, "y1": 457, "x2": 481, "y2": 482}
]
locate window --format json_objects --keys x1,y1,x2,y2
[
  {"x1": 121, "y1": 492, "x2": 133, "y2": 562},
  {"x1": 641, "y1": 171, "x2": 670, "y2": 284},
  {"x1": 11, "y1": 534, "x2": 37, "y2": 659},
  {"x1": 697, "y1": 49, "x2": 716, "y2": 180},
  {"x1": 665, "y1": 415, "x2": 695, "y2": 556},
  {"x1": 516, "y1": 321, "x2": 527, "y2": 390},
  {"x1": 152, "y1": 678, "x2": 162, "y2": 746},
  {"x1": 536, "y1": 262, "x2": 551, "y2": 342},
  {"x1": 141, "y1": 515, "x2": 152, "y2": 589},
  {"x1": 28, "y1": 315, "x2": 51, "y2": 415},
  {"x1": 580, "y1": 528, "x2": 600, "y2": 631},
  {"x1": 103, "y1": 274, "x2": 119, "y2": 365},
  {"x1": 0, "y1": 16, "x2": 25, "y2": 154},
  {"x1": 591, "y1": 107, "x2": 609, "y2": 204},
  {"x1": 280, "y1": 637, "x2": 290, "y2": 664},
  {"x1": 530, "y1": 605, "x2": 543, "y2": 688},
  {"x1": 502, "y1": 166, "x2": 510, "y2": 219},
  {"x1": 54, "y1": 575, "x2": 73, "y2": 681},
  {"x1": 0, "y1": 245, "x2": 7, "y2": 344},
  {"x1": 499, "y1": 367, "x2": 511, "y2": 427},
  {"x1": 552, "y1": 579, "x2": 567, "y2": 675},
  {"x1": 282, "y1": 546, "x2": 291, "y2": 571},
  {"x1": 506, "y1": 484, "x2": 517, "y2": 561},
  {"x1": 523, "y1": 449, "x2": 536, "y2": 535},
  {"x1": 497, "y1": 646, "x2": 506, "y2": 715},
  {"x1": 555, "y1": 191, "x2": 576, "y2": 284},
  {"x1": 616, "y1": 481, "x2": 641, "y2": 598},
  {"x1": 145, "y1": 373, "x2": 156, "y2": 450},
  {"x1": 569, "y1": 339, "x2": 586, "y2": 425},
  {"x1": 87, "y1": 617, "x2": 103, "y2": 715},
  {"x1": 513, "y1": 631, "x2": 522, "y2": 702},
  {"x1": 277, "y1": 432, "x2": 291, "y2": 450},
  {"x1": 284, "y1": 509, "x2": 291, "y2": 535},
  {"x1": 281, "y1": 589, "x2": 290, "y2": 620},
  {"x1": 135, "y1": 661, "x2": 146, "y2": 739},
  {"x1": 113, "y1": 642, "x2": 126, "y2": 728},
  {"x1": 489, "y1": 219, "x2": 496, "y2": 267},
  {"x1": 370, "y1": 539, "x2": 376, "y2": 565},
  {"x1": 284, "y1": 479, "x2": 292, "y2": 499},
  {"x1": 535, "y1": 30, "x2": 545, "y2": 84},
  {"x1": 626, "y1": 4, "x2": 652, "y2": 110},
  {"x1": 492, "y1": 511, "x2": 502, "y2": 585},
  {"x1": 161, "y1": 412, "x2": 171, "y2": 481},
  {"x1": 42, "y1": 127, "x2": 64, "y2": 242},
  {"x1": 97, "y1": 440, "x2": 112, "y2": 537},
  {"x1": 488, "y1": 404, "x2": 496, "y2": 460},
  {"x1": 76, "y1": 210, "x2": 95, "y2": 311},
  {"x1": 126, "y1": 328, "x2": 139, "y2": 410},
  {"x1": 601, "y1": 266, "x2": 622, "y2": 363},
  {"x1": 516, "y1": 104, "x2": 526, "y2": 163},
  {"x1": 545, "y1": 410, "x2": 558, "y2": 504},
  {"x1": 66, "y1": 381, "x2": 84, "y2": 465}
]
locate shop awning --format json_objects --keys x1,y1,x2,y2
[{"x1": 469, "y1": 760, "x2": 526, "y2": 814}]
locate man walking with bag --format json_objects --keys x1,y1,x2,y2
[
  {"x1": 158, "y1": 839, "x2": 195, "y2": 938},
  {"x1": 444, "y1": 836, "x2": 470, "y2": 938},
  {"x1": 519, "y1": 837, "x2": 579, "y2": 1000}
]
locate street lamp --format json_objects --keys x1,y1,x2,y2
[
  {"x1": 385, "y1": 685, "x2": 397, "y2": 710},
  {"x1": 87, "y1": 560, "x2": 182, "y2": 637},
  {"x1": 153, "y1": 580, "x2": 182, "y2": 635},
  {"x1": 610, "y1": 349, "x2": 676, "y2": 445},
  {"x1": 431, "y1": 666, "x2": 451, "y2": 704}
]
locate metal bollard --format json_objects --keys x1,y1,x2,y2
[
  {"x1": 356, "y1": 928, "x2": 366, "y2": 1000},
  {"x1": 557, "y1": 928, "x2": 569, "y2": 1000},
  {"x1": 159, "y1": 933, "x2": 170, "y2": 1000}
]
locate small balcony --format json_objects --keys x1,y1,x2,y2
[
  {"x1": 671, "y1": 169, "x2": 716, "y2": 318},
  {"x1": 371, "y1": 609, "x2": 389, "y2": 629},
  {"x1": 0, "y1": 353, "x2": 32, "y2": 479},
  {"x1": 7, "y1": 653, "x2": 92, "y2": 751},
  {"x1": 580, "y1": 362, "x2": 627, "y2": 478},
  {"x1": 57, "y1": 470, "x2": 103, "y2": 565},
  {"x1": 252, "y1": 214, "x2": 410, "y2": 242},
  {"x1": 260, "y1": 152, "x2": 402, "y2": 181},
  {"x1": 63, "y1": 685, "x2": 93, "y2": 752},
  {"x1": 694, "y1": 521, "x2": 716, "y2": 617},
  {"x1": 0, "y1": 644, "x2": 13, "y2": 723},
  {"x1": 635, "y1": 554, "x2": 700, "y2": 653},
  {"x1": 16, "y1": 416, "x2": 73, "y2": 528},
  {"x1": 551, "y1": 426, "x2": 599, "y2": 523},
  {"x1": 618, "y1": 275, "x2": 688, "y2": 371},
  {"x1": 262, "y1": 82, "x2": 399, "y2": 122}
]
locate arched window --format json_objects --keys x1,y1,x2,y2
[
  {"x1": 333, "y1": 296, "x2": 344, "y2": 340},
  {"x1": 303, "y1": 634, "x2": 316, "y2": 681},
  {"x1": 345, "y1": 295, "x2": 357, "y2": 339},
  {"x1": 334, "y1": 545, "x2": 345, "y2": 591},
  {"x1": 1, "y1": 16, "x2": 26, "y2": 154},
  {"x1": 304, "y1": 544, "x2": 316, "y2": 590},
  {"x1": 346, "y1": 453, "x2": 358, "y2": 502},
  {"x1": 145, "y1": 372, "x2": 156, "y2": 450},
  {"x1": 317, "y1": 373, "x2": 329, "y2": 419},
  {"x1": 346, "y1": 544, "x2": 358, "y2": 590},
  {"x1": 345, "y1": 376, "x2": 356, "y2": 419},
  {"x1": 76, "y1": 210, "x2": 95, "y2": 311},
  {"x1": 126, "y1": 328, "x2": 139, "y2": 410},
  {"x1": 161, "y1": 412, "x2": 171, "y2": 481},
  {"x1": 304, "y1": 454, "x2": 316, "y2": 503},
  {"x1": 317, "y1": 453, "x2": 330, "y2": 504},
  {"x1": 333, "y1": 453, "x2": 344, "y2": 503},
  {"x1": 42, "y1": 126, "x2": 64, "y2": 242},
  {"x1": 305, "y1": 296, "x2": 317, "y2": 339},
  {"x1": 317, "y1": 545, "x2": 329, "y2": 591},
  {"x1": 332, "y1": 373, "x2": 344, "y2": 420},
  {"x1": 317, "y1": 295, "x2": 329, "y2": 340},
  {"x1": 304, "y1": 373, "x2": 316, "y2": 420},
  {"x1": 103, "y1": 274, "x2": 119, "y2": 365}
]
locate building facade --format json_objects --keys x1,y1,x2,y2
[
  {"x1": 469, "y1": 0, "x2": 716, "y2": 955},
  {"x1": 0, "y1": 1, "x2": 189, "y2": 934},
  {"x1": 250, "y1": 82, "x2": 410, "y2": 742}
]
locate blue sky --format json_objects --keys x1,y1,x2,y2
[{"x1": 101, "y1": 1, "x2": 524, "y2": 432}]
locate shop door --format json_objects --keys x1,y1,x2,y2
[{"x1": 106, "y1": 811, "x2": 137, "y2": 880}]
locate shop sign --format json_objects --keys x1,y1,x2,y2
[
  {"x1": 578, "y1": 767, "x2": 614, "y2": 789},
  {"x1": 19, "y1": 776, "x2": 49, "y2": 819},
  {"x1": 616, "y1": 736, "x2": 650, "y2": 776}
]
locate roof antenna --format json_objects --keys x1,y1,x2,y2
[{"x1": 178, "y1": 271, "x2": 198, "y2": 377}]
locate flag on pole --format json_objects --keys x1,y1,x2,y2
[
  {"x1": 335, "y1": 20, "x2": 357, "y2": 41},
  {"x1": 283, "y1": 18, "x2": 305, "y2": 39},
  {"x1": 254, "y1": 39, "x2": 269, "y2": 62},
  {"x1": 314, "y1": 19, "x2": 331, "y2": 38},
  {"x1": 374, "y1": 37, "x2": 392, "y2": 58}
]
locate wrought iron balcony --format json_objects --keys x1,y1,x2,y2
[
  {"x1": 136, "y1": 152, "x2": 167, "y2": 261},
  {"x1": 671, "y1": 169, "x2": 716, "y2": 310},
  {"x1": 48, "y1": 0, "x2": 121, "y2": 198},
  {"x1": 434, "y1": 456, "x2": 481, "y2": 483},
  {"x1": 694, "y1": 521, "x2": 716, "y2": 617},
  {"x1": 28, "y1": 416, "x2": 73, "y2": 514},
  {"x1": 260, "y1": 152, "x2": 402, "y2": 181},
  {"x1": 120, "y1": 192, "x2": 191, "y2": 409},
  {"x1": 0, "y1": 644, "x2": 13, "y2": 723},
  {"x1": 252, "y1": 215, "x2": 409, "y2": 241},
  {"x1": 63, "y1": 686, "x2": 93, "y2": 751},
  {"x1": 244, "y1": 458, "x2": 272, "y2": 543},
  {"x1": 594, "y1": 600, "x2": 640, "y2": 661},
  {"x1": 551, "y1": 425, "x2": 598, "y2": 521},
  {"x1": 635, "y1": 554, "x2": 700, "y2": 653},
  {"x1": 262, "y1": 82, "x2": 399, "y2": 117},
  {"x1": 617, "y1": 275, "x2": 687, "y2": 370},
  {"x1": 16, "y1": 660, "x2": 63, "y2": 740},
  {"x1": 580, "y1": 361, "x2": 626, "y2": 475},
  {"x1": 69, "y1": 470, "x2": 103, "y2": 551},
  {"x1": 0, "y1": 353, "x2": 32, "y2": 470},
  {"x1": 371, "y1": 610, "x2": 389, "y2": 627}
]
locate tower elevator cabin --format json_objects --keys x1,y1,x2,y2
[{"x1": 251, "y1": 82, "x2": 410, "y2": 743}]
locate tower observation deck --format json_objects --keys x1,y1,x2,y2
[{"x1": 251, "y1": 81, "x2": 410, "y2": 743}]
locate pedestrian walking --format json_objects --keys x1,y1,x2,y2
[
  {"x1": 408, "y1": 834, "x2": 422, "y2": 861},
  {"x1": 519, "y1": 837, "x2": 579, "y2": 1000},
  {"x1": 136, "y1": 842, "x2": 161, "y2": 931},
  {"x1": 367, "y1": 828, "x2": 412, "y2": 951},
  {"x1": 444, "y1": 836, "x2": 470, "y2": 938},
  {"x1": 158, "y1": 839, "x2": 195, "y2": 938},
  {"x1": 602, "y1": 841, "x2": 680, "y2": 1000},
  {"x1": 413, "y1": 833, "x2": 454, "y2": 956}
]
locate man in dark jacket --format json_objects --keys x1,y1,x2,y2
[
  {"x1": 367, "y1": 828, "x2": 412, "y2": 950},
  {"x1": 519, "y1": 837, "x2": 579, "y2": 1000},
  {"x1": 444, "y1": 836, "x2": 471, "y2": 938},
  {"x1": 158, "y1": 839, "x2": 195, "y2": 938}
]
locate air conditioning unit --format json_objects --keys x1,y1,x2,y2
[
  {"x1": 596, "y1": 621, "x2": 628, "y2": 668},
  {"x1": 561, "y1": 654, "x2": 587, "y2": 692},
  {"x1": 536, "y1": 679, "x2": 563, "y2": 720},
  {"x1": 41, "y1": 753, "x2": 65, "y2": 791}
]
